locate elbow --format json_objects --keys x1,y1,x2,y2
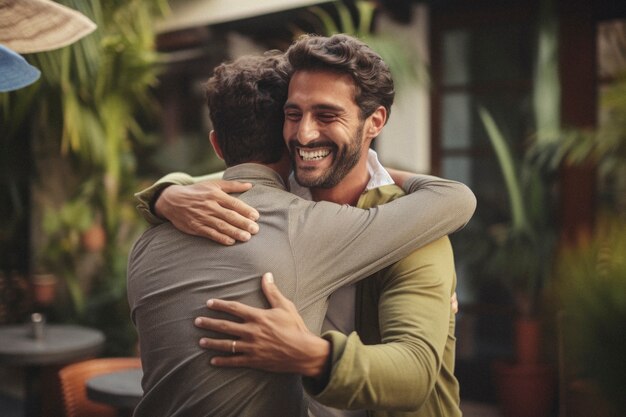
[{"x1": 452, "y1": 183, "x2": 477, "y2": 231}]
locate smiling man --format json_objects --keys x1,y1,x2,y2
[
  {"x1": 286, "y1": 70, "x2": 368, "y2": 191},
  {"x1": 136, "y1": 34, "x2": 472, "y2": 417}
]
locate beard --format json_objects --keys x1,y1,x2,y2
[{"x1": 291, "y1": 123, "x2": 364, "y2": 189}]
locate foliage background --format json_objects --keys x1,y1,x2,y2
[{"x1": 1, "y1": 0, "x2": 167, "y2": 354}]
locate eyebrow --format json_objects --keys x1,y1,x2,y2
[{"x1": 283, "y1": 102, "x2": 345, "y2": 112}]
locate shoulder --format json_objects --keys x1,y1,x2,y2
[
  {"x1": 129, "y1": 223, "x2": 201, "y2": 261},
  {"x1": 393, "y1": 236, "x2": 453, "y2": 268},
  {"x1": 358, "y1": 184, "x2": 405, "y2": 208},
  {"x1": 375, "y1": 236, "x2": 455, "y2": 289}
]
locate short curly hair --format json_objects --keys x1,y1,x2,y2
[
  {"x1": 205, "y1": 51, "x2": 289, "y2": 166},
  {"x1": 285, "y1": 34, "x2": 395, "y2": 121}
]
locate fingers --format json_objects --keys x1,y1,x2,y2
[
  {"x1": 154, "y1": 180, "x2": 260, "y2": 245},
  {"x1": 198, "y1": 338, "x2": 254, "y2": 368},
  {"x1": 217, "y1": 180, "x2": 253, "y2": 195},
  {"x1": 260, "y1": 273, "x2": 283, "y2": 308},
  {"x1": 194, "y1": 316, "x2": 247, "y2": 337},
  {"x1": 214, "y1": 181, "x2": 260, "y2": 221},
  {"x1": 210, "y1": 354, "x2": 254, "y2": 368},
  {"x1": 199, "y1": 337, "x2": 246, "y2": 354},
  {"x1": 198, "y1": 226, "x2": 237, "y2": 246},
  {"x1": 450, "y1": 292, "x2": 459, "y2": 315},
  {"x1": 174, "y1": 205, "x2": 258, "y2": 245},
  {"x1": 202, "y1": 203, "x2": 259, "y2": 238},
  {"x1": 204, "y1": 298, "x2": 263, "y2": 322}
]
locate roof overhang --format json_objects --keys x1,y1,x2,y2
[{"x1": 157, "y1": 0, "x2": 333, "y2": 34}]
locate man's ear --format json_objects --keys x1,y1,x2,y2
[
  {"x1": 365, "y1": 106, "x2": 387, "y2": 140},
  {"x1": 209, "y1": 130, "x2": 224, "y2": 161}
]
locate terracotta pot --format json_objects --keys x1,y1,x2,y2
[
  {"x1": 32, "y1": 274, "x2": 58, "y2": 306},
  {"x1": 493, "y1": 361, "x2": 556, "y2": 417},
  {"x1": 515, "y1": 317, "x2": 541, "y2": 365},
  {"x1": 82, "y1": 224, "x2": 106, "y2": 252}
]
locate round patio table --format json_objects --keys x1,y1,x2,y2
[
  {"x1": 86, "y1": 368, "x2": 143, "y2": 416},
  {"x1": 0, "y1": 323, "x2": 105, "y2": 417}
]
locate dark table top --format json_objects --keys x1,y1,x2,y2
[
  {"x1": 86, "y1": 368, "x2": 143, "y2": 409},
  {"x1": 0, "y1": 324, "x2": 105, "y2": 366}
]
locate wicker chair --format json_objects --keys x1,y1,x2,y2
[{"x1": 59, "y1": 357, "x2": 141, "y2": 417}]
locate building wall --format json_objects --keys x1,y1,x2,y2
[{"x1": 376, "y1": 4, "x2": 432, "y2": 173}]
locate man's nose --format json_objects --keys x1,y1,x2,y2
[{"x1": 296, "y1": 115, "x2": 320, "y2": 144}]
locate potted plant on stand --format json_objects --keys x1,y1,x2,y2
[
  {"x1": 554, "y1": 215, "x2": 625, "y2": 417},
  {"x1": 478, "y1": 108, "x2": 558, "y2": 417}
]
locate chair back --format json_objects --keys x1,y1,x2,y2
[{"x1": 59, "y1": 357, "x2": 141, "y2": 417}]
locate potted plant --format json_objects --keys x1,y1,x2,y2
[
  {"x1": 554, "y1": 215, "x2": 626, "y2": 417},
  {"x1": 471, "y1": 3, "x2": 563, "y2": 415},
  {"x1": 478, "y1": 108, "x2": 558, "y2": 417}
]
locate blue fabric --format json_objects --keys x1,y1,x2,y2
[{"x1": 0, "y1": 44, "x2": 41, "y2": 92}]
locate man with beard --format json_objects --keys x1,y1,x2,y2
[{"x1": 137, "y1": 34, "x2": 470, "y2": 417}]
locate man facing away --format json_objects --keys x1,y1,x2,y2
[
  {"x1": 137, "y1": 34, "x2": 473, "y2": 417},
  {"x1": 128, "y1": 48, "x2": 475, "y2": 416}
]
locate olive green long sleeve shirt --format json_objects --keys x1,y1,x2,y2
[{"x1": 304, "y1": 185, "x2": 461, "y2": 417}]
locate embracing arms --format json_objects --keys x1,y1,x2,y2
[
  {"x1": 134, "y1": 172, "x2": 259, "y2": 245},
  {"x1": 195, "y1": 239, "x2": 459, "y2": 413}
]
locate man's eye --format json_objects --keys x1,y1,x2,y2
[
  {"x1": 285, "y1": 112, "x2": 301, "y2": 121},
  {"x1": 318, "y1": 114, "x2": 336, "y2": 122}
]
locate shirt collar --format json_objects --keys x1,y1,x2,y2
[{"x1": 223, "y1": 163, "x2": 288, "y2": 190}]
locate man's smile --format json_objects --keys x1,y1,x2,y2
[{"x1": 298, "y1": 147, "x2": 331, "y2": 161}]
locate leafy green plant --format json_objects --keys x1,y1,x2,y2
[
  {"x1": 1, "y1": 0, "x2": 167, "y2": 354},
  {"x1": 555, "y1": 215, "x2": 626, "y2": 413},
  {"x1": 530, "y1": 70, "x2": 626, "y2": 212},
  {"x1": 530, "y1": 18, "x2": 626, "y2": 212},
  {"x1": 40, "y1": 197, "x2": 93, "y2": 314},
  {"x1": 472, "y1": 0, "x2": 560, "y2": 317},
  {"x1": 478, "y1": 108, "x2": 557, "y2": 316},
  {"x1": 294, "y1": 0, "x2": 428, "y2": 87}
]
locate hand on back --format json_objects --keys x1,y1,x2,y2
[
  {"x1": 194, "y1": 273, "x2": 331, "y2": 377},
  {"x1": 155, "y1": 180, "x2": 260, "y2": 245}
]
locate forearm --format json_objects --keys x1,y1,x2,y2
[
  {"x1": 305, "y1": 331, "x2": 438, "y2": 411},
  {"x1": 304, "y1": 239, "x2": 455, "y2": 411},
  {"x1": 401, "y1": 174, "x2": 476, "y2": 233},
  {"x1": 386, "y1": 167, "x2": 415, "y2": 189}
]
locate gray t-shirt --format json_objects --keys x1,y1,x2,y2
[{"x1": 127, "y1": 163, "x2": 474, "y2": 417}]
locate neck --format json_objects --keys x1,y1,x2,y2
[
  {"x1": 310, "y1": 154, "x2": 370, "y2": 206},
  {"x1": 240, "y1": 152, "x2": 292, "y2": 186},
  {"x1": 265, "y1": 156, "x2": 292, "y2": 186}
]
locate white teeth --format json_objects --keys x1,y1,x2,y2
[{"x1": 299, "y1": 148, "x2": 331, "y2": 161}]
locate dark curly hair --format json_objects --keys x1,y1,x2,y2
[
  {"x1": 285, "y1": 34, "x2": 395, "y2": 121},
  {"x1": 205, "y1": 51, "x2": 289, "y2": 166}
]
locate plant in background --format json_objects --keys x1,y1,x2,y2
[
  {"x1": 40, "y1": 197, "x2": 94, "y2": 315},
  {"x1": 555, "y1": 215, "x2": 626, "y2": 413},
  {"x1": 531, "y1": 21, "x2": 626, "y2": 213},
  {"x1": 477, "y1": 108, "x2": 557, "y2": 318},
  {"x1": 1, "y1": 0, "x2": 168, "y2": 354},
  {"x1": 295, "y1": 0, "x2": 428, "y2": 88},
  {"x1": 474, "y1": 0, "x2": 560, "y2": 319}
]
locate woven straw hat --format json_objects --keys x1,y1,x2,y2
[
  {"x1": 0, "y1": 0, "x2": 96, "y2": 54},
  {"x1": 0, "y1": 44, "x2": 41, "y2": 92}
]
